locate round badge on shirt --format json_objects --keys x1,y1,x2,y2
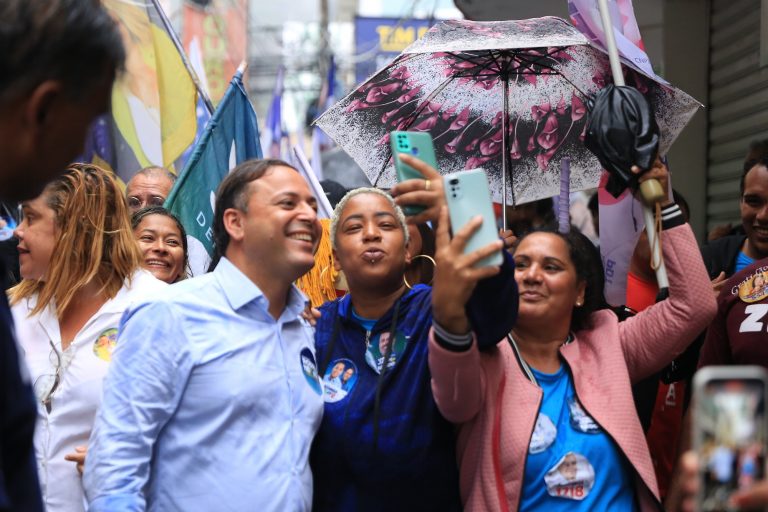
[
  {"x1": 568, "y1": 397, "x2": 601, "y2": 434},
  {"x1": 738, "y1": 270, "x2": 768, "y2": 303},
  {"x1": 529, "y1": 413, "x2": 557, "y2": 454},
  {"x1": 364, "y1": 330, "x2": 407, "y2": 374},
  {"x1": 300, "y1": 348, "x2": 323, "y2": 395},
  {"x1": 322, "y1": 358, "x2": 358, "y2": 403},
  {"x1": 544, "y1": 451, "x2": 596, "y2": 500},
  {"x1": 93, "y1": 328, "x2": 118, "y2": 362}
]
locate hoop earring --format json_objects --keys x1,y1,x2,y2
[{"x1": 404, "y1": 254, "x2": 437, "y2": 288}]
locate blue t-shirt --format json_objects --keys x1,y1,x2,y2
[
  {"x1": 735, "y1": 251, "x2": 756, "y2": 273},
  {"x1": 519, "y1": 365, "x2": 638, "y2": 511}
]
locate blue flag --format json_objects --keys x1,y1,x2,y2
[{"x1": 165, "y1": 69, "x2": 262, "y2": 276}]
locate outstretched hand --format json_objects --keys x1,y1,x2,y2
[
  {"x1": 431, "y1": 206, "x2": 503, "y2": 334},
  {"x1": 390, "y1": 154, "x2": 445, "y2": 224}
]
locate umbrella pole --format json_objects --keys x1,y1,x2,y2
[
  {"x1": 501, "y1": 74, "x2": 509, "y2": 231},
  {"x1": 596, "y1": 0, "x2": 670, "y2": 294}
]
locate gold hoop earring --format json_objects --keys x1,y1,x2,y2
[
  {"x1": 411, "y1": 254, "x2": 437, "y2": 268},
  {"x1": 405, "y1": 254, "x2": 437, "y2": 288}
]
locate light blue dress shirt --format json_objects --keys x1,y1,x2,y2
[{"x1": 83, "y1": 257, "x2": 325, "y2": 512}]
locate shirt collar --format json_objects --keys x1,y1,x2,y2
[{"x1": 214, "y1": 257, "x2": 308, "y2": 317}]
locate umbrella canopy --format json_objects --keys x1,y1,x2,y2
[{"x1": 315, "y1": 17, "x2": 701, "y2": 205}]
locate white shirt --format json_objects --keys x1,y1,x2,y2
[{"x1": 12, "y1": 270, "x2": 165, "y2": 512}]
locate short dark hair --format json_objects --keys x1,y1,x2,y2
[
  {"x1": 131, "y1": 206, "x2": 189, "y2": 280},
  {"x1": 515, "y1": 227, "x2": 607, "y2": 332},
  {"x1": 0, "y1": 0, "x2": 125, "y2": 102},
  {"x1": 209, "y1": 159, "x2": 296, "y2": 271},
  {"x1": 740, "y1": 157, "x2": 768, "y2": 195}
]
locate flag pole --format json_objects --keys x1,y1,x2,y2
[{"x1": 150, "y1": 0, "x2": 215, "y2": 115}]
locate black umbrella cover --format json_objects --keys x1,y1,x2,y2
[{"x1": 584, "y1": 84, "x2": 660, "y2": 198}]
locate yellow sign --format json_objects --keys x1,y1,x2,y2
[{"x1": 376, "y1": 25, "x2": 430, "y2": 52}]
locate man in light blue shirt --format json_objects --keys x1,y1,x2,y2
[{"x1": 84, "y1": 159, "x2": 325, "y2": 511}]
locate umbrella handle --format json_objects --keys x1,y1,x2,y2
[
  {"x1": 639, "y1": 179, "x2": 666, "y2": 205},
  {"x1": 643, "y1": 205, "x2": 669, "y2": 293}
]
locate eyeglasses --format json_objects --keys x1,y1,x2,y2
[
  {"x1": 32, "y1": 341, "x2": 72, "y2": 413},
  {"x1": 127, "y1": 195, "x2": 166, "y2": 210}
]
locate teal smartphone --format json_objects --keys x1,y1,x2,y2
[
  {"x1": 390, "y1": 131, "x2": 438, "y2": 216},
  {"x1": 444, "y1": 169, "x2": 503, "y2": 267}
]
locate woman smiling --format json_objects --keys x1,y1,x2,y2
[
  {"x1": 9, "y1": 164, "x2": 165, "y2": 511},
  {"x1": 428, "y1": 164, "x2": 718, "y2": 511},
  {"x1": 131, "y1": 206, "x2": 188, "y2": 284}
]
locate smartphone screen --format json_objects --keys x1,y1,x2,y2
[{"x1": 695, "y1": 370, "x2": 767, "y2": 512}]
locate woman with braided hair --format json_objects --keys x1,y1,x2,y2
[{"x1": 9, "y1": 163, "x2": 165, "y2": 511}]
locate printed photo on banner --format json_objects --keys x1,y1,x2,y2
[
  {"x1": 322, "y1": 358, "x2": 358, "y2": 403},
  {"x1": 544, "y1": 451, "x2": 596, "y2": 500}
]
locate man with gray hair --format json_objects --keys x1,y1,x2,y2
[
  {"x1": 0, "y1": 1, "x2": 124, "y2": 510},
  {"x1": 125, "y1": 166, "x2": 176, "y2": 213}
]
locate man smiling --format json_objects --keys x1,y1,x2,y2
[{"x1": 84, "y1": 159, "x2": 325, "y2": 511}]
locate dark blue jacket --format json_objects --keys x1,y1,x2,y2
[
  {"x1": 311, "y1": 254, "x2": 517, "y2": 511},
  {"x1": 1, "y1": 260, "x2": 43, "y2": 512}
]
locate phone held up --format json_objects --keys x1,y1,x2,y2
[
  {"x1": 443, "y1": 169, "x2": 503, "y2": 268},
  {"x1": 693, "y1": 366, "x2": 768, "y2": 512},
  {"x1": 390, "y1": 131, "x2": 438, "y2": 216}
]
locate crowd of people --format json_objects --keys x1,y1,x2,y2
[{"x1": 2, "y1": 1, "x2": 768, "y2": 512}]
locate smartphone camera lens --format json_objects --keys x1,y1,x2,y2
[{"x1": 449, "y1": 178, "x2": 459, "y2": 185}]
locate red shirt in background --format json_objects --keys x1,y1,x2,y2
[{"x1": 626, "y1": 271, "x2": 685, "y2": 499}]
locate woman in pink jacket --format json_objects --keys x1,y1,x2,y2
[{"x1": 428, "y1": 164, "x2": 717, "y2": 511}]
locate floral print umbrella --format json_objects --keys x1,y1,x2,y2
[{"x1": 315, "y1": 17, "x2": 701, "y2": 205}]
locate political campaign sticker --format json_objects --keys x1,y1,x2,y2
[
  {"x1": 300, "y1": 348, "x2": 323, "y2": 395},
  {"x1": 0, "y1": 213, "x2": 16, "y2": 242},
  {"x1": 364, "y1": 330, "x2": 407, "y2": 374},
  {"x1": 568, "y1": 397, "x2": 601, "y2": 434},
  {"x1": 529, "y1": 413, "x2": 557, "y2": 454},
  {"x1": 92, "y1": 328, "x2": 118, "y2": 362},
  {"x1": 322, "y1": 358, "x2": 358, "y2": 403},
  {"x1": 738, "y1": 271, "x2": 768, "y2": 303},
  {"x1": 544, "y1": 451, "x2": 595, "y2": 500}
]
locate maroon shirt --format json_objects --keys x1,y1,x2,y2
[{"x1": 699, "y1": 258, "x2": 768, "y2": 368}]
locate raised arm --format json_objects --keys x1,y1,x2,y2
[
  {"x1": 428, "y1": 206, "x2": 501, "y2": 423},
  {"x1": 84, "y1": 301, "x2": 192, "y2": 512},
  {"x1": 619, "y1": 222, "x2": 717, "y2": 381},
  {"x1": 391, "y1": 154, "x2": 518, "y2": 347}
]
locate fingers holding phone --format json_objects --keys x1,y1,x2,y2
[
  {"x1": 432, "y1": 205, "x2": 502, "y2": 334},
  {"x1": 391, "y1": 153, "x2": 445, "y2": 224}
]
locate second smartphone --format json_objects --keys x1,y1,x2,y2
[
  {"x1": 390, "y1": 131, "x2": 438, "y2": 216},
  {"x1": 444, "y1": 169, "x2": 503, "y2": 268}
]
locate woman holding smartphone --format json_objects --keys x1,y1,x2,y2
[
  {"x1": 310, "y1": 155, "x2": 517, "y2": 511},
  {"x1": 10, "y1": 164, "x2": 165, "y2": 511},
  {"x1": 428, "y1": 162, "x2": 718, "y2": 511}
]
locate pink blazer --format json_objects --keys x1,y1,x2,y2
[{"x1": 428, "y1": 225, "x2": 717, "y2": 512}]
